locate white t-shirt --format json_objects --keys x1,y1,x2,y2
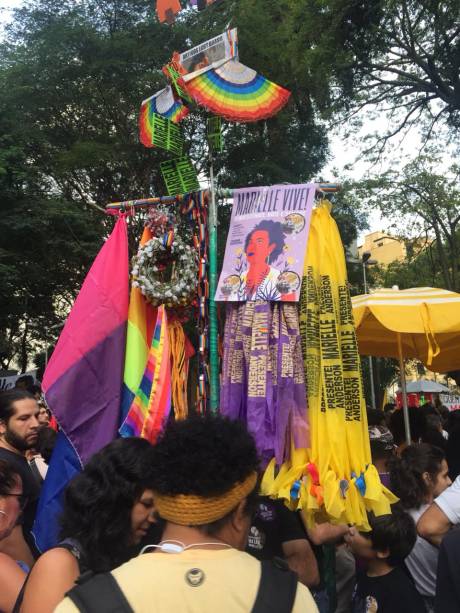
[
  {"x1": 435, "y1": 475, "x2": 460, "y2": 524},
  {"x1": 405, "y1": 505, "x2": 439, "y2": 597}
]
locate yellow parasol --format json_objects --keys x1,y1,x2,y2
[{"x1": 352, "y1": 287, "x2": 460, "y2": 443}]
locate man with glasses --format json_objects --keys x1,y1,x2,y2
[{"x1": 0, "y1": 389, "x2": 41, "y2": 561}]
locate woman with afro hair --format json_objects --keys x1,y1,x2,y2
[
  {"x1": 56, "y1": 415, "x2": 318, "y2": 613},
  {"x1": 20, "y1": 437, "x2": 157, "y2": 613}
]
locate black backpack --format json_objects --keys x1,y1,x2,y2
[{"x1": 66, "y1": 557, "x2": 298, "y2": 613}]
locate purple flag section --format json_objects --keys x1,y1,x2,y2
[
  {"x1": 42, "y1": 216, "x2": 129, "y2": 464},
  {"x1": 45, "y1": 323, "x2": 128, "y2": 462}
]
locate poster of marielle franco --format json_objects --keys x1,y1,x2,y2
[{"x1": 216, "y1": 184, "x2": 316, "y2": 302}]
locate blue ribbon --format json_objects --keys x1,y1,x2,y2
[
  {"x1": 290, "y1": 479, "x2": 301, "y2": 500},
  {"x1": 355, "y1": 472, "x2": 366, "y2": 496},
  {"x1": 339, "y1": 479, "x2": 349, "y2": 499}
]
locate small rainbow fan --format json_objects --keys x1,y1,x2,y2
[
  {"x1": 179, "y1": 60, "x2": 290, "y2": 122},
  {"x1": 139, "y1": 85, "x2": 189, "y2": 147}
]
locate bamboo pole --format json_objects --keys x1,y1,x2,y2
[
  {"x1": 208, "y1": 159, "x2": 219, "y2": 412},
  {"x1": 105, "y1": 183, "x2": 342, "y2": 211}
]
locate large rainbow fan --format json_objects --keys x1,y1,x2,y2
[
  {"x1": 179, "y1": 60, "x2": 290, "y2": 122},
  {"x1": 139, "y1": 85, "x2": 189, "y2": 147}
]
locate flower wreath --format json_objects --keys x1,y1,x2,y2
[{"x1": 131, "y1": 235, "x2": 199, "y2": 307}]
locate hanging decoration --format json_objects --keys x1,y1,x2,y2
[
  {"x1": 220, "y1": 301, "x2": 310, "y2": 467},
  {"x1": 119, "y1": 305, "x2": 172, "y2": 442},
  {"x1": 139, "y1": 86, "x2": 189, "y2": 147},
  {"x1": 179, "y1": 59, "x2": 291, "y2": 122},
  {"x1": 215, "y1": 184, "x2": 316, "y2": 302},
  {"x1": 145, "y1": 206, "x2": 170, "y2": 237},
  {"x1": 156, "y1": 0, "x2": 225, "y2": 24},
  {"x1": 119, "y1": 227, "x2": 157, "y2": 425},
  {"x1": 132, "y1": 232, "x2": 199, "y2": 308},
  {"x1": 181, "y1": 192, "x2": 210, "y2": 413},
  {"x1": 174, "y1": 29, "x2": 238, "y2": 80},
  {"x1": 162, "y1": 60, "x2": 194, "y2": 103},
  {"x1": 166, "y1": 30, "x2": 289, "y2": 122},
  {"x1": 261, "y1": 202, "x2": 397, "y2": 531},
  {"x1": 207, "y1": 116, "x2": 223, "y2": 152},
  {"x1": 156, "y1": 0, "x2": 181, "y2": 24},
  {"x1": 139, "y1": 110, "x2": 184, "y2": 153},
  {"x1": 190, "y1": 0, "x2": 225, "y2": 10},
  {"x1": 160, "y1": 157, "x2": 200, "y2": 196},
  {"x1": 168, "y1": 319, "x2": 189, "y2": 420}
]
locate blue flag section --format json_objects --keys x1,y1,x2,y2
[{"x1": 32, "y1": 432, "x2": 81, "y2": 551}]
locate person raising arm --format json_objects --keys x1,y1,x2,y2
[{"x1": 418, "y1": 475, "x2": 460, "y2": 546}]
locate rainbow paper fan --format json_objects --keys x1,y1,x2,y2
[
  {"x1": 139, "y1": 86, "x2": 189, "y2": 147},
  {"x1": 180, "y1": 60, "x2": 290, "y2": 122}
]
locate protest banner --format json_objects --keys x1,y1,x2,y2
[
  {"x1": 440, "y1": 393, "x2": 460, "y2": 412},
  {"x1": 216, "y1": 184, "x2": 316, "y2": 302},
  {"x1": 177, "y1": 29, "x2": 238, "y2": 81},
  {"x1": 0, "y1": 369, "x2": 37, "y2": 391}
]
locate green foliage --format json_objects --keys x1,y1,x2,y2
[
  {"x1": 0, "y1": 0, "x2": 186, "y2": 368},
  {"x1": 0, "y1": 0, "x2": 368, "y2": 370},
  {"x1": 356, "y1": 152, "x2": 460, "y2": 291},
  {"x1": 224, "y1": 1, "x2": 460, "y2": 153}
]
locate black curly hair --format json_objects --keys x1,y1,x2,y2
[
  {"x1": 364, "y1": 506, "x2": 417, "y2": 567},
  {"x1": 244, "y1": 220, "x2": 286, "y2": 264},
  {"x1": 389, "y1": 443, "x2": 446, "y2": 510},
  {"x1": 149, "y1": 414, "x2": 260, "y2": 533},
  {"x1": 59, "y1": 437, "x2": 154, "y2": 572}
]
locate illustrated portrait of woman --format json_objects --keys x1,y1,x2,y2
[{"x1": 240, "y1": 220, "x2": 286, "y2": 300}]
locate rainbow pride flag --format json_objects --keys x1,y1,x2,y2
[
  {"x1": 139, "y1": 86, "x2": 189, "y2": 147},
  {"x1": 120, "y1": 305, "x2": 171, "y2": 442},
  {"x1": 33, "y1": 216, "x2": 129, "y2": 550},
  {"x1": 119, "y1": 227, "x2": 157, "y2": 423}
]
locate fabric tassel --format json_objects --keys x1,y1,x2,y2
[{"x1": 168, "y1": 319, "x2": 188, "y2": 420}]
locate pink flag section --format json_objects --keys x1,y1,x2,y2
[{"x1": 43, "y1": 218, "x2": 129, "y2": 393}]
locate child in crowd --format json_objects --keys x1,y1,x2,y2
[
  {"x1": 346, "y1": 508, "x2": 425, "y2": 613},
  {"x1": 368, "y1": 424, "x2": 395, "y2": 489}
]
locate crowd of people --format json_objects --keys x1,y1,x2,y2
[{"x1": 1, "y1": 380, "x2": 460, "y2": 612}]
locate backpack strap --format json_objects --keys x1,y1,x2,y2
[
  {"x1": 251, "y1": 558, "x2": 299, "y2": 613},
  {"x1": 66, "y1": 572, "x2": 133, "y2": 613},
  {"x1": 28, "y1": 458, "x2": 44, "y2": 485}
]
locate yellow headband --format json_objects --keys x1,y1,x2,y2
[{"x1": 154, "y1": 472, "x2": 258, "y2": 526}]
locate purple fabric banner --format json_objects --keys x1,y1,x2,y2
[
  {"x1": 216, "y1": 184, "x2": 316, "y2": 302},
  {"x1": 220, "y1": 301, "x2": 309, "y2": 466}
]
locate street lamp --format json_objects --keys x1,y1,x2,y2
[{"x1": 362, "y1": 251, "x2": 378, "y2": 408}]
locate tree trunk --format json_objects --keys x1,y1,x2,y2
[
  {"x1": 20, "y1": 321, "x2": 29, "y2": 374},
  {"x1": 433, "y1": 224, "x2": 453, "y2": 290},
  {"x1": 449, "y1": 227, "x2": 460, "y2": 292}
]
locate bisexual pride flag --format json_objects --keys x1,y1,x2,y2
[{"x1": 33, "y1": 216, "x2": 129, "y2": 551}]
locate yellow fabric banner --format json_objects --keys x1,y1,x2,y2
[{"x1": 262, "y1": 202, "x2": 397, "y2": 530}]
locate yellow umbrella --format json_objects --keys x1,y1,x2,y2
[{"x1": 352, "y1": 287, "x2": 460, "y2": 443}]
